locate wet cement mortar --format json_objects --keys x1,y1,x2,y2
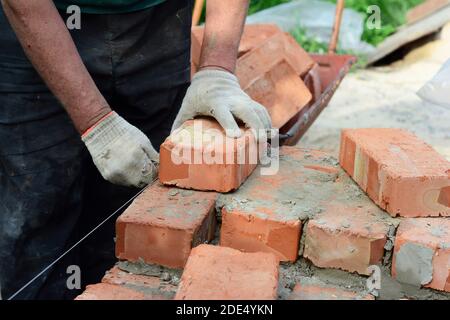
[
  {"x1": 214, "y1": 148, "x2": 450, "y2": 300},
  {"x1": 117, "y1": 259, "x2": 182, "y2": 296}
]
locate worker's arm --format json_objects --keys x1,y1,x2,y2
[
  {"x1": 1, "y1": 0, "x2": 158, "y2": 188},
  {"x1": 172, "y1": 0, "x2": 272, "y2": 140}
]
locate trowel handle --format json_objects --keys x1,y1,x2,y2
[{"x1": 328, "y1": 0, "x2": 345, "y2": 54}]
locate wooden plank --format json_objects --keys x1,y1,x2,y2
[
  {"x1": 367, "y1": 6, "x2": 450, "y2": 65},
  {"x1": 407, "y1": 0, "x2": 450, "y2": 25}
]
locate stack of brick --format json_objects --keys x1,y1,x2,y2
[
  {"x1": 75, "y1": 32, "x2": 450, "y2": 299},
  {"x1": 192, "y1": 24, "x2": 316, "y2": 129},
  {"x1": 339, "y1": 128, "x2": 450, "y2": 292},
  {"x1": 217, "y1": 146, "x2": 397, "y2": 278},
  {"x1": 76, "y1": 127, "x2": 450, "y2": 299}
]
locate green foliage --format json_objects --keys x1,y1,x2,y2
[
  {"x1": 290, "y1": 27, "x2": 329, "y2": 54},
  {"x1": 290, "y1": 27, "x2": 368, "y2": 70},
  {"x1": 327, "y1": 0, "x2": 424, "y2": 45},
  {"x1": 247, "y1": 0, "x2": 424, "y2": 46},
  {"x1": 248, "y1": 0, "x2": 291, "y2": 15}
]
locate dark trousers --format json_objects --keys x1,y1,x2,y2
[{"x1": 0, "y1": 0, "x2": 192, "y2": 300}]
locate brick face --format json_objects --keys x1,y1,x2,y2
[
  {"x1": 303, "y1": 204, "x2": 393, "y2": 275},
  {"x1": 219, "y1": 146, "x2": 396, "y2": 268},
  {"x1": 392, "y1": 218, "x2": 450, "y2": 292},
  {"x1": 243, "y1": 60, "x2": 312, "y2": 129},
  {"x1": 221, "y1": 207, "x2": 301, "y2": 262},
  {"x1": 159, "y1": 119, "x2": 258, "y2": 192},
  {"x1": 116, "y1": 183, "x2": 217, "y2": 268},
  {"x1": 340, "y1": 128, "x2": 450, "y2": 217},
  {"x1": 175, "y1": 244, "x2": 279, "y2": 300},
  {"x1": 236, "y1": 31, "x2": 314, "y2": 89}
]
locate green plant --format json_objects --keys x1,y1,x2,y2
[
  {"x1": 248, "y1": 0, "x2": 291, "y2": 15},
  {"x1": 290, "y1": 27, "x2": 368, "y2": 71},
  {"x1": 327, "y1": 0, "x2": 424, "y2": 45},
  {"x1": 290, "y1": 27, "x2": 329, "y2": 54}
]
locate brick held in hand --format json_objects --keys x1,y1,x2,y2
[{"x1": 159, "y1": 118, "x2": 259, "y2": 193}]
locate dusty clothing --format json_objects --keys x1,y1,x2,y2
[
  {"x1": 0, "y1": 0, "x2": 192, "y2": 299},
  {"x1": 54, "y1": 0, "x2": 166, "y2": 14}
]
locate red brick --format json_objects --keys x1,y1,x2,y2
[
  {"x1": 303, "y1": 204, "x2": 393, "y2": 275},
  {"x1": 191, "y1": 24, "x2": 282, "y2": 74},
  {"x1": 407, "y1": 0, "x2": 450, "y2": 24},
  {"x1": 219, "y1": 147, "x2": 340, "y2": 262},
  {"x1": 191, "y1": 25, "x2": 314, "y2": 129},
  {"x1": 236, "y1": 32, "x2": 314, "y2": 89},
  {"x1": 174, "y1": 244, "x2": 279, "y2": 300},
  {"x1": 392, "y1": 218, "x2": 450, "y2": 292},
  {"x1": 221, "y1": 208, "x2": 301, "y2": 262},
  {"x1": 244, "y1": 60, "x2": 312, "y2": 129},
  {"x1": 288, "y1": 282, "x2": 375, "y2": 300},
  {"x1": 219, "y1": 146, "x2": 396, "y2": 270},
  {"x1": 340, "y1": 128, "x2": 450, "y2": 217},
  {"x1": 75, "y1": 283, "x2": 149, "y2": 300},
  {"x1": 116, "y1": 183, "x2": 217, "y2": 268},
  {"x1": 101, "y1": 266, "x2": 177, "y2": 300},
  {"x1": 237, "y1": 24, "x2": 282, "y2": 57},
  {"x1": 159, "y1": 118, "x2": 258, "y2": 192}
]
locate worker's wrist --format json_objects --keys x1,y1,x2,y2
[
  {"x1": 199, "y1": 49, "x2": 237, "y2": 74},
  {"x1": 81, "y1": 111, "x2": 129, "y2": 148},
  {"x1": 198, "y1": 65, "x2": 234, "y2": 74},
  {"x1": 78, "y1": 105, "x2": 113, "y2": 136},
  {"x1": 82, "y1": 110, "x2": 115, "y2": 138}
]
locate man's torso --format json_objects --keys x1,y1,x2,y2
[{"x1": 54, "y1": 0, "x2": 166, "y2": 14}]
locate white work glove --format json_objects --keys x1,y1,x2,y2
[
  {"x1": 172, "y1": 69, "x2": 272, "y2": 140},
  {"x1": 82, "y1": 112, "x2": 159, "y2": 188}
]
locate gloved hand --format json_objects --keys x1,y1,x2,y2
[
  {"x1": 82, "y1": 111, "x2": 159, "y2": 188},
  {"x1": 172, "y1": 69, "x2": 272, "y2": 140}
]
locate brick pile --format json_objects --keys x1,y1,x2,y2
[
  {"x1": 192, "y1": 24, "x2": 315, "y2": 130},
  {"x1": 75, "y1": 26, "x2": 450, "y2": 300}
]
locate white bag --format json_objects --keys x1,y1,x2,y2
[{"x1": 418, "y1": 59, "x2": 450, "y2": 109}]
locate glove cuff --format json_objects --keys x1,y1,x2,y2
[
  {"x1": 192, "y1": 69, "x2": 239, "y2": 84},
  {"x1": 81, "y1": 111, "x2": 129, "y2": 151}
]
